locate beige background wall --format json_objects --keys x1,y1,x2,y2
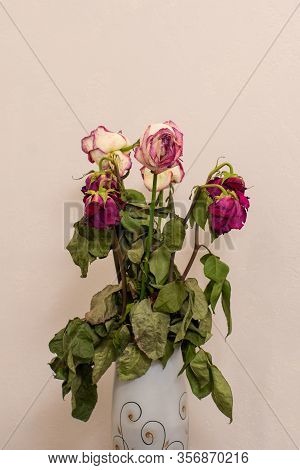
[{"x1": 1, "y1": 0, "x2": 300, "y2": 450}]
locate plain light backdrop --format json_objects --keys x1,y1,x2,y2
[{"x1": 1, "y1": 0, "x2": 300, "y2": 450}]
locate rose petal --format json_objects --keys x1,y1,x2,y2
[
  {"x1": 93, "y1": 126, "x2": 128, "y2": 153},
  {"x1": 89, "y1": 148, "x2": 106, "y2": 164},
  {"x1": 171, "y1": 162, "x2": 185, "y2": 183},
  {"x1": 81, "y1": 134, "x2": 94, "y2": 154},
  {"x1": 141, "y1": 167, "x2": 173, "y2": 192},
  {"x1": 112, "y1": 151, "x2": 132, "y2": 176}
]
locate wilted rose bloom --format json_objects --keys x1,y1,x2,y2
[
  {"x1": 82, "y1": 173, "x2": 122, "y2": 229},
  {"x1": 135, "y1": 121, "x2": 183, "y2": 174},
  {"x1": 84, "y1": 193, "x2": 121, "y2": 229},
  {"x1": 207, "y1": 176, "x2": 250, "y2": 210},
  {"x1": 208, "y1": 195, "x2": 247, "y2": 235},
  {"x1": 81, "y1": 125, "x2": 132, "y2": 176},
  {"x1": 141, "y1": 162, "x2": 185, "y2": 191},
  {"x1": 81, "y1": 172, "x2": 118, "y2": 199}
]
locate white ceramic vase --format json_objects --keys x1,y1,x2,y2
[{"x1": 111, "y1": 347, "x2": 189, "y2": 450}]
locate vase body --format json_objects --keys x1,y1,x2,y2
[{"x1": 111, "y1": 347, "x2": 189, "y2": 450}]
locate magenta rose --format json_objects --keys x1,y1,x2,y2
[
  {"x1": 207, "y1": 176, "x2": 250, "y2": 210},
  {"x1": 81, "y1": 125, "x2": 132, "y2": 177},
  {"x1": 82, "y1": 173, "x2": 122, "y2": 229},
  {"x1": 135, "y1": 121, "x2": 183, "y2": 174},
  {"x1": 84, "y1": 193, "x2": 121, "y2": 229},
  {"x1": 208, "y1": 195, "x2": 247, "y2": 235}
]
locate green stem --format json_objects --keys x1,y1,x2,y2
[
  {"x1": 206, "y1": 162, "x2": 234, "y2": 182},
  {"x1": 201, "y1": 183, "x2": 228, "y2": 195},
  {"x1": 121, "y1": 139, "x2": 140, "y2": 153},
  {"x1": 168, "y1": 188, "x2": 176, "y2": 282},
  {"x1": 140, "y1": 173, "x2": 158, "y2": 299},
  {"x1": 157, "y1": 190, "x2": 164, "y2": 234}
]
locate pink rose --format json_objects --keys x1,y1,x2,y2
[
  {"x1": 81, "y1": 125, "x2": 132, "y2": 176},
  {"x1": 135, "y1": 121, "x2": 183, "y2": 174},
  {"x1": 141, "y1": 162, "x2": 185, "y2": 191}
]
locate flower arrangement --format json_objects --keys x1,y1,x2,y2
[{"x1": 49, "y1": 121, "x2": 250, "y2": 423}]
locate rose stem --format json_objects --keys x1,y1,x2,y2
[
  {"x1": 157, "y1": 190, "x2": 164, "y2": 235},
  {"x1": 168, "y1": 188, "x2": 176, "y2": 282},
  {"x1": 140, "y1": 173, "x2": 158, "y2": 299},
  {"x1": 206, "y1": 161, "x2": 234, "y2": 182},
  {"x1": 181, "y1": 225, "x2": 212, "y2": 280},
  {"x1": 113, "y1": 227, "x2": 127, "y2": 316}
]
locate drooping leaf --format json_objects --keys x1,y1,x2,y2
[
  {"x1": 185, "y1": 278, "x2": 208, "y2": 320},
  {"x1": 160, "y1": 340, "x2": 175, "y2": 368},
  {"x1": 127, "y1": 238, "x2": 144, "y2": 264},
  {"x1": 175, "y1": 298, "x2": 193, "y2": 343},
  {"x1": 221, "y1": 279, "x2": 232, "y2": 337},
  {"x1": 121, "y1": 211, "x2": 144, "y2": 233},
  {"x1": 88, "y1": 228, "x2": 112, "y2": 259},
  {"x1": 204, "y1": 280, "x2": 214, "y2": 304},
  {"x1": 186, "y1": 365, "x2": 212, "y2": 400},
  {"x1": 210, "y1": 365, "x2": 233, "y2": 422},
  {"x1": 49, "y1": 357, "x2": 68, "y2": 381},
  {"x1": 92, "y1": 338, "x2": 116, "y2": 383},
  {"x1": 178, "y1": 341, "x2": 196, "y2": 375},
  {"x1": 192, "y1": 189, "x2": 211, "y2": 230},
  {"x1": 86, "y1": 285, "x2": 121, "y2": 325},
  {"x1": 190, "y1": 349, "x2": 210, "y2": 388},
  {"x1": 71, "y1": 326, "x2": 95, "y2": 361},
  {"x1": 131, "y1": 299, "x2": 169, "y2": 360},
  {"x1": 123, "y1": 189, "x2": 146, "y2": 205},
  {"x1": 66, "y1": 223, "x2": 90, "y2": 278},
  {"x1": 204, "y1": 255, "x2": 229, "y2": 283},
  {"x1": 199, "y1": 309, "x2": 212, "y2": 342},
  {"x1": 210, "y1": 281, "x2": 223, "y2": 310},
  {"x1": 163, "y1": 217, "x2": 186, "y2": 252},
  {"x1": 71, "y1": 365, "x2": 98, "y2": 422},
  {"x1": 149, "y1": 246, "x2": 171, "y2": 285},
  {"x1": 117, "y1": 343, "x2": 151, "y2": 381},
  {"x1": 154, "y1": 281, "x2": 188, "y2": 313},
  {"x1": 49, "y1": 328, "x2": 65, "y2": 359},
  {"x1": 112, "y1": 325, "x2": 131, "y2": 355}
]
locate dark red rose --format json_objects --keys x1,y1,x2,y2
[
  {"x1": 208, "y1": 195, "x2": 247, "y2": 235},
  {"x1": 207, "y1": 176, "x2": 250, "y2": 210},
  {"x1": 84, "y1": 193, "x2": 121, "y2": 229}
]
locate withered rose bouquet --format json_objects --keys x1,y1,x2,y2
[{"x1": 49, "y1": 121, "x2": 250, "y2": 422}]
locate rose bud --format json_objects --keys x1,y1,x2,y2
[
  {"x1": 135, "y1": 120, "x2": 183, "y2": 174},
  {"x1": 208, "y1": 195, "x2": 248, "y2": 236},
  {"x1": 81, "y1": 125, "x2": 132, "y2": 176},
  {"x1": 141, "y1": 162, "x2": 185, "y2": 191}
]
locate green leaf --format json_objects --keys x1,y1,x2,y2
[
  {"x1": 86, "y1": 285, "x2": 121, "y2": 325},
  {"x1": 175, "y1": 299, "x2": 193, "y2": 343},
  {"x1": 121, "y1": 211, "x2": 144, "y2": 233},
  {"x1": 149, "y1": 246, "x2": 171, "y2": 285},
  {"x1": 124, "y1": 189, "x2": 146, "y2": 204},
  {"x1": 127, "y1": 238, "x2": 144, "y2": 264},
  {"x1": 204, "y1": 280, "x2": 214, "y2": 304},
  {"x1": 49, "y1": 357, "x2": 68, "y2": 381},
  {"x1": 113, "y1": 325, "x2": 131, "y2": 355},
  {"x1": 71, "y1": 365, "x2": 98, "y2": 422},
  {"x1": 178, "y1": 341, "x2": 196, "y2": 375},
  {"x1": 71, "y1": 326, "x2": 95, "y2": 361},
  {"x1": 117, "y1": 343, "x2": 151, "y2": 381},
  {"x1": 192, "y1": 189, "x2": 211, "y2": 230},
  {"x1": 185, "y1": 278, "x2": 208, "y2": 320},
  {"x1": 92, "y1": 338, "x2": 116, "y2": 383},
  {"x1": 163, "y1": 217, "x2": 186, "y2": 252},
  {"x1": 199, "y1": 309, "x2": 212, "y2": 342},
  {"x1": 211, "y1": 281, "x2": 223, "y2": 310},
  {"x1": 154, "y1": 281, "x2": 188, "y2": 313},
  {"x1": 186, "y1": 365, "x2": 212, "y2": 400},
  {"x1": 66, "y1": 222, "x2": 90, "y2": 278},
  {"x1": 204, "y1": 255, "x2": 229, "y2": 283},
  {"x1": 131, "y1": 299, "x2": 170, "y2": 360},
  {"x1": 190, "y1": 349, "x2": 210, "y2": 388},
  {"x1": 222, "y1": 280, "x2": 232, "y2": 337},
  {"x1": 160, "y1": 340, "x2": 175, "y2": 368},
  {"x1": 49, "y1": 328, "x2": 65, "y2": 359},
  {"x1": 200, "y1": 253, "x2": 211, "y2": 265},
  {"x1": 88, "y1": 228, "x2": 112, "y2": 259},
  {"x1": 210, "y1": 365, "x2": 233, "y2": 422}
]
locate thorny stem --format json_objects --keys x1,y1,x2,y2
[{"x1": 140, "y1": 173, "x2": 158, "y2": 299}]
